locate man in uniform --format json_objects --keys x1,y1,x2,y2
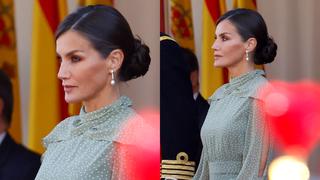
[{"x1": 160, "y1": 33, "x2": 201, "y2": 180}]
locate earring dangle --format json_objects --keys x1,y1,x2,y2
[
  {"x1": 110, "y1": 69, "x2": 116, "y2": 85},
  {"x1": 246, "y1": 50, "x2": 249, "y2": 61}
]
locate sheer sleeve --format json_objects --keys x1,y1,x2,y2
[
  {"x1": 111, "y1": 142, "x2": 133, "y2": 180},
  {"x1": 193, "y1": 147, "x2": 209, "y2": 180},
  {"x1": 111, "y1": 113, "x2": 158, "y2": 180},
  {"x1": 236, "y1": 99, "x2": 272, "y2": 180}
]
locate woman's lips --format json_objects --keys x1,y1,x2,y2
[
  {"x1": 63, "y1": 85, "x2": 76, "y2": 93},
  {"x1": 214, "y1": 54, "x2": 222, "y2": 59}
]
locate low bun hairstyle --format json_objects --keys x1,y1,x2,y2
[
  {"x1": 217, "y1": 8, "x2": 277, "y2": 65},
  {"x1": 55, "y1": 5, "x2": 151, "y2": 81},
  {"x1": 120, "y1": 38, "x2": 150, "y2": 81},
  {"x1": 255, "y1": 37, "x2": 277, "y2": 64}
]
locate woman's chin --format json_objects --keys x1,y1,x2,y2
[
  {"x1": 213, "y1": 62, "x2": 223, "y2": 68},
  {"x1": 65, "y1": 96, "x2": 82, "y2": 104}
]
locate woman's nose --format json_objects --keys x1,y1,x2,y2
[
  {"x1": 212, "y1": 40, "x2": 220, "y2": 51},
  {"x1": 57, "y1": 61, "x2": 70, "y2": 80}
]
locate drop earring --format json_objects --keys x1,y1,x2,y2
[
  {"x1": 246, "y1": 49, "x2": 249, "y2": 61},
  {"x1": 110, "y1": 69, "x2": 115, "y2": 85}
]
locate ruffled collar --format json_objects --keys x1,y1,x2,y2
[
  {"x1": 43, "y1": 96, "x2": 133, "y2": 146},
  {"x1": 225, "y1": 70, "x2": 265, "y2": 92},
  {"x1": 79, "y1": 96, "x2": 131, "y2": 122},
  {"x1": 71, "y1": 96, "x2": 132, "y2": 136},
  {"x1": 210, "y1": 70, "x2": 265, "y2": 101}
]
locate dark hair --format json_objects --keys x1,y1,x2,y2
[
  {"x1": 56, "y1": 5, "x2": 151, "y2": 81},
  {"x1": 181, "y1": 47, "x2": 199, "y2": 73},
  {"x1": 217, "y1": 8, "x2": 277, "y2": 65},
  {"x1": 0, "y1": 70, "x2": 13, "y2": 126}
]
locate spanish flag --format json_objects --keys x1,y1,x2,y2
[
  {"x1": 0, "y1": 0, "x2": 21, "y2": 143},
  {"x1": 28, "y1": 0, "x2": 68, "y2": 153},
  {"x1": 169, "y1": 0, "x2": 195, "y2": 51},
  {"x1": 200, "y1": 0, "x2": 227, "y2": 99}
]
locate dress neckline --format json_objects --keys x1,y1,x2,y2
[
  {"x1": 79, "y1": 96, "x2": 131, "y2": 122},
  {"x1": 226, "y1": 70, "x2": 264, "y2": 89},
  {"x1": 218, "y1": 70, "x2": 265, "y2": 97}
]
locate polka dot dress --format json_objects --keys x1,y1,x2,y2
[
  {"x1": 193, "y1": 70, "x2": 273, "y2": 180},
  {"x1": 35, "y1": 96, "x2": 135, "y2": 180}
]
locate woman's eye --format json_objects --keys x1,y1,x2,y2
[
  {"x1": 71, "y1": 56, "x2": 81, "y2": 62},
  {"x1": 57, "y1": 56, "x2": 62, "y2": 63},
  {"x1": 221, "y1": 36, "x2": 228, "y2": 41}
]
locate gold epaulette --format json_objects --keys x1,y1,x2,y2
[
  {"x1": 160, "y1": 35, "x2": 176, "y2": 42},
  {"x1": 161, "y1": 152, "x2": 195, "y2": 180}
]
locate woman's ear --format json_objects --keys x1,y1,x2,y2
[
  {"x1": 106, "y1": 49, "x2": 124, "y2": 71},
  {"x1": 245, "y1": 37, "x2": 257, "y2": 53}
]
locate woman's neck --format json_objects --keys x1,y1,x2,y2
[
  {"x1": 228, "y1": 60, "x2": 255, "y2": 79},
  {"x1": 83, "y1": 85, "x2": 120, "y2": 112}
]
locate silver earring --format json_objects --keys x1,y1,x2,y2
[
  {"x1": 110, "y1": 69, "x2": 115, "y2": 85},
  {"x1": 246, "y1": 49, "x2": 249, "y2": 61}
]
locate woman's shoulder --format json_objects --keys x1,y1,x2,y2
[
  {"x1": 42, "y1": 115, "x2": 79, "y2": 148},
  {"x1": 245, "y1": 75, "x2": 269, "y2": 100},
  {"x1": 209, "y1": 74, "x2": 268, "y2": 102},
  {"x1": 207, "y1": 84, "x2": 228, "y2": 103},
  {"x1": 233, "y1": 73, "x2": 268, "y2": 101}
]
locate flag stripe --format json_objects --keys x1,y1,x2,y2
[
  {"x1": 205, "y1": 0, "x2": 221, "y2": 22},
  {"x1": 200, "y1": 0, "x2": 227, "y2": 99},
  {"x1": 207, "y1": 0, "x2": 229, "y2": 84},
  {"x1": 28, "y1": 0, "x2": 68, "y2": 153},
  {"x1": 160, "y1": 0, "x2": 165, "y2": 32},
  {"x1": 38, "y1": 0, "x2": 68, "y2": 120},
  {"x1": 39, "y1": 0, "x2": 59, "y2": 33}
]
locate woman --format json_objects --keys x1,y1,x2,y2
[
  {"x1": 35, "y1": 5, "x2": 151, "y2": 180},
  {"x1": 193, "y1": 9, "x2": 277, "y2": 180}
]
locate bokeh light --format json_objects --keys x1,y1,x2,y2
[
  {"x1": 259, "y1": 81, "x2": 320, "y2": 157},
  {"x1": 117, "y1": 108, "x2": 160, "y2": 180},
  {"x1": 269, "y1": 155, "x2": 310, "y2": 180}
]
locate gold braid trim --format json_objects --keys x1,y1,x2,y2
[
  {"x1": 160, "y1": 35, "x2": 176, "y2": 42},
  {"x1": 161, "y1": 152, "x2": 195, "y2": 179}
]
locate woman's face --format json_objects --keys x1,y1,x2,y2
[
  {"x1": 212, "y1": 20, "x2": 247, "y2": 68},
  {"x1": 56, "y1": 30, "x2": 111, "y2": 103}
]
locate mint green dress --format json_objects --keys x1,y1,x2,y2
[
  {"x1": 35, "y1": 96, "x2": 137, "y2": 180},
  {"x1": 193, "y1": 70, "x2": 273, "y2": 180}
]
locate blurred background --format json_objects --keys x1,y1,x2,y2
[
  {"x1": 161, "y1": 0, "x2": 320, "y2": 178},
  {"x1": 0, "y1": 0, "x2": 159, "y2": 153},
  {"x1": 1, "y1": 0, "x2": 320, "y2": 178}
]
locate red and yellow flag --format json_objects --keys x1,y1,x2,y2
[
  {"x1": 200, "y1": 0, "x2": 227, "y2": 99},
  {"x1": 0, "y1": 0, "x2": 21, "y2": 142},
  {"x1": 169, "y1": 0, "x2": 195, "y2": 51},
  {"x1": 28, "y1": 0, "x2": 68, "y2": 153}
]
